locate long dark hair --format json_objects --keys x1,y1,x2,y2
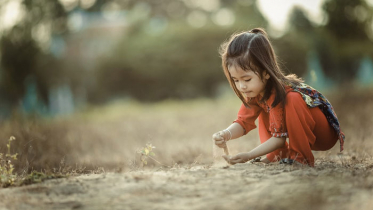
[{"x1": 219, "y1": 28, "x2": 303, "y2": 108}]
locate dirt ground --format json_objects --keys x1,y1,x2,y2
[
  {"x1": 1, "y1": 90, "x2": 373, "y2": 210},
  {"x1": 1, "y1": 159, "x2": 373, "y2": 210}
]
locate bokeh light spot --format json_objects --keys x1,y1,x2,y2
[
  {"x1": 187, "y1": 11, "x2": 207, "y2": 28},
  {"x1": 102, "y1": 1, "x2": 122, "y2": 21},
  {"x1": 32, "y1": 23, "x2": 51, "y2": 52},
  {"x1": 81, "y1": 0, "x2": 97, "y2": 10},
  {"x1": 145, "y1": 17, "x2": 168, "y2": 36},
  {"x1": 354, "y1": 5, "x2": 368, "y2": 22},
  {"x1": 192, "y1": 0, "x2": 220, "y2": 12},
  {"x1": 58, "y1": 0, "x2": 79, "y2": 12},
  {"x1": 212, "y1": 8, "x2": 235, "y2": 27},
  {"x1": 129, "y1": 2, "x2": 152, "y2": 22},
  {"x1": 0, "y1": 0, "x2": 25, "y2": 31},
  {"x1": 310, "y1": 70, "x2": 317, "y2": 83},
  {"x1": 67, "y1": 11, "x2": 84, "y2": 32}
]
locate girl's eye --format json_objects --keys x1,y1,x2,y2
[
  {"x1": 245, "y1": 79, "x2": 251, "y2": 82},
  {"x1": 233, "y1": 80, "x2": 239, "y2": 83}
]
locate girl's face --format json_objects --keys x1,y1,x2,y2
[{"x1": 228, "y1": 65, "x2": 270, "y2": 98}]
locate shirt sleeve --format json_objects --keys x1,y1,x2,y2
[
  {"x1": 233, "y1": 98, "x2": 261, "y2": 135},
  {"x1": 269, "y1": 100, "x2": 287, "y2": 138}
]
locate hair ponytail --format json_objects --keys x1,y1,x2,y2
[{"x1": 249, "y1": 28, "x2": 268, "y2": 37}]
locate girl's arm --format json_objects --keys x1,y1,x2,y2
[
  {"x1": 225, "y1": 136, "x2": 286, "y2": 164},
  {"x1": 213, "y1": 123, "x2": 245, "y2": 148},
  {"x1": 223, "y1": 122, "x2": 245, "y2": 140}
]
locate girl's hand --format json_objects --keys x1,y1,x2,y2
[
  {"x1": 212, "y1": 131, "x2": 229, "y2": 148},
  {"x1": 222, "y1": 152, "x2": 251, "y2": 165}
]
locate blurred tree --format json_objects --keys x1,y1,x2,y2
[
  {"x1": 0, "y1": 26, "x2": 39, "y2": 104},
  {"x1": 275, "y1": 0, "x2": 373, "y2": 83},
  {"x1": 288, "y1": 6, "x2": 314, "y2": 34},
  {"x1": 318, "y1": 0, "x2": 373, "y2": 81},
  {"x1": 90, "y1": 0, "x2": 269, "y2": 102},
  {"x1": 0, "y1": 0, "x2": 270, "y2": 106},
  {"x1": 273, "y1": 6, "x2": 315, "y2": 77},
  {"x1": 323, "y1": 0, "x2": 372, "y2": 41},
  {"x1": 0, "y1": 0, "x2": 68, "y2": 105}
]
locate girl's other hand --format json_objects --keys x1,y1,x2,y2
[
  {"x1": 212, "y1": 131, "x2": 227, "y2": 148},
  {"x1": 223, "y1": 152, "x2": 251, "y2": 165}
]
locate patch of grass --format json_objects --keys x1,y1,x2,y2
[
  {"x1": 0, "y1": 136, "x2": 89, "y2": 188},
  {"x1": 0, "y1": 136, "x2": 18, "y2": 187}
]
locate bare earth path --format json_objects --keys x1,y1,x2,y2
[{"x1": 1, "y1": 162, "x2": 373, "y2": 210}]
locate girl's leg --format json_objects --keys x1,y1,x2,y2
[
  {"x1": 285, "y1": 92, "x2": 338, "y2": 166},
  {"x1": 285, "y1": 92, "x2": 316, "y2": 166},
  {"x1": 309, "y1": 107, "x2": 338, "y2": 151},
  {"x1": 258, "y1": 112, "x2": 289, "y2": 162}
]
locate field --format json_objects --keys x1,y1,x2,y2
[{"x1": 0, "y1": 87, "x2": 373, "y2": 209}]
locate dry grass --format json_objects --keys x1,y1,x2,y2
[
  {"x1": 1, "y1": 86, "x2": 373, "y2": 176},
  {"x1": 0, "y1": 97, "x2": 250, "y2": 173},
  {"x1": 1, "y1": 86, "x2": 373, "y2": 210}
]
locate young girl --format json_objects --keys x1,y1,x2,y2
[{"x1": 213, "y1": 28, "x2": 345, "y2": 167}]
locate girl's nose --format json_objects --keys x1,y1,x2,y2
[{"x1": 240, "y1": 82, "x2": 247, "y2": 90}]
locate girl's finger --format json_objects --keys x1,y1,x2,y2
[
  {"x1": 216, "y1": 139, "x2": 226, "y2": 144},
  {"x1": 230, "y1": 155, "x2": 240, "y2": 160},
  {"x1": 218, "y1": 131, "x2": 226, "y2": 139},
  {"x1": 222, "y1": 155, "x2": 231, "y2": 163},
  {"x1": 213, "y1": 134, "x2": 224, "y2": 141},
  {"x1": 230, "y1": 158, "x2": 243, "y2": 164}
]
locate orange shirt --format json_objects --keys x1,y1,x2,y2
[{"x1": 234, "y1": 87, "x2": 292, "y2": 138}]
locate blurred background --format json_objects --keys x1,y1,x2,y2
[{"x1": 0, "y1": 0, "x2": 373, "y2": 172}]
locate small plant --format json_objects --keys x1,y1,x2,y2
[
  {"x1": 1, "y1": 136, "x2": 68, "y2": 188},
  {"x1": 137, "y1": 143, "x2": 164, "y2": 167},
  {"x1": 0, "y1": 136, "x2": 18, "y2": 187}
]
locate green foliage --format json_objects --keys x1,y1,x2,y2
[
  {"x1": 0, "y1": 133, "x2": 69, "y2": 188},
  {"x1": 93, "y1": 24, "x2": 227, "y2": 102},
  {"x1": 288, "y1": 6, "x2": 314, "y2": 34},
  {"x1": 137, "y1": 143, "x2": 160, "y2": 167},
  {"x1": 275, "y1": 1, "x2": 373, "y2": 83},
  {"x1": 318, "y1": 0, "x2": 373, "y2": 80},
  {"x1": 136, "y1": 143, "x2": 175, "y2": 168},
  {"x1": 90, "y1": 1, "x2": 268, "y2": 103},
  {"x1": 2, "y1": 0, "x2": 372, "y2": 106},
  {"x1": 323, "y1": 0, "x2": 372, "y2": 41},
  {"x1": 0, "y1": 136, "x2": 18, "y2": 187},
  {"x1": 0, "y1": 0, "x2": 68, "y2": 105}
]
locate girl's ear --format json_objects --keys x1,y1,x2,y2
[{"x1": 263, "y1": 71, "x2": 270, "y2": 80}]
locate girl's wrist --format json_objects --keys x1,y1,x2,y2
[
  {"x1": 246, "y1": 152, "x2": 254, "y2": 161},
  {"x1": 223, "y1": 129, "x2": 232, "y2": 141}
]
